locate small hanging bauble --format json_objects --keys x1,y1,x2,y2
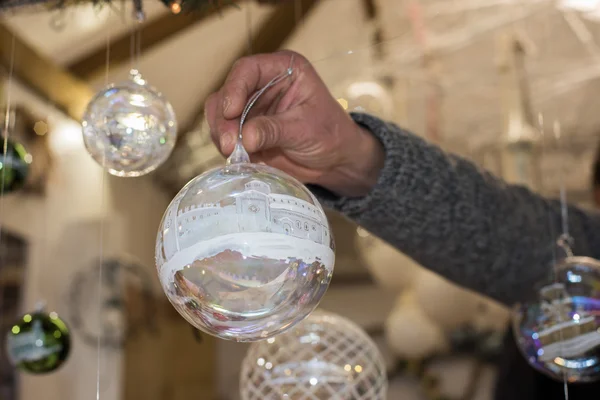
[
  {"x1": 5, "y1": 310, "x2": 71, "y2": 374},
  {"x1": 512, "y1": 256, "x2": 600, "y2": 382},
  {"x1": 0, "y1": 138, "x2": 30, "y2": 193},
  {"x1": 156, "y1": 62, "x2": 334, "y2": 342},
  {"x1": 82, "y1": 70, "x2": 177, "y2": 177},
  {"x1": 239, "y1": 310, "x2": 387, "y2": 400}
]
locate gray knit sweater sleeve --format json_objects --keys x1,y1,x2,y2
[{"x1": 309, "y1": 113, "x2": 600, "y2": 306}]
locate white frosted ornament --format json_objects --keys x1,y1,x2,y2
[
  {"x1": 356, "y1": 227, "x2": 420, "y2": 290},
  {"x1": 385, "y1": 290, "x2": 448, "y2": 359},
  {"x1": 336, "y1": 79, "x2": 393, "y2": 119},
  {"x1": 240, "y1": 310, "x2": 387, "y2": 400},
  {"x1": 82, "y1": 69, "x2": 177, "y2": 177},
  {"x1": 413, "y1": 269, "x2": 482, "y2": 331},
  {"x1": 155, "y1": 63, "x2": 335, "y2": 342}
]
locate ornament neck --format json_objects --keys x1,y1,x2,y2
[
  {"x1": 225, "y1": 56, "x2": 295, "y2": 166},
  {"x1": 226, "y1": 141, "x2": 250, "y2": 166}
]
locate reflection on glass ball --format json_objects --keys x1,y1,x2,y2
[
  {"x1": 240, "y1": 310, "x2": 387, "y2": 400},
  {"x1": 82, "y1": 71, "x2": 177, "y2": 177},
  {"x1": 5, "y1": 311, "x2": 71, "y2": 374},
  {"x1": 156, "y1": 162, "x2": 335, "y2": 342},
  {"x1": 512, "y1": 256, "x2": 600, "y2": 382},
  {"x1": 0, "y1": 139, "x2": 30, "y2": 193}
]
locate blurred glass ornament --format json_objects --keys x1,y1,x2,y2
[
  {"x1": 512, "y1": 256, "x2": 600, "y2": 382},
  {"x1": 5, "y1": 308, "x2": 71, "y2": 374},
  {"x1": 385, "y1": 291, "x2": 448, "y2": 360},
  {"x1": 0, "y1": 138, "x2": 30, "y2": 193},
  {"x1": 240, "y1": 310, "x2": 387, "y2": 400},
  {"x1": 82, "y1": 70, "x2": 177, "y2": 177},
  {"x1": 355, "y1": 227, "x2": 419, "y2": 291},
  {"x1": 414, "y1": 268, "x2": 488, "y2": 332},
  {"x1": 336, "y1": 79, "x2": 393, "y2": 119},
  {"x1": 156, "y1": 60, "x2": 335, "y2": 342}
]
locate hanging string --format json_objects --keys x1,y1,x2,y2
[
  {"x1": 0, "y1": 32, "x2": 15, "y2": 385},
  {"x1": 554, "y1": 121, "x2": 573, "y2": 257},
  {"x1": 129, "y1": 5, "x2": 144, "y2": 75},
  {"x1": 0, "y1": 35, "x2": 15, "y2": 237},
  {"x1": 95, "y1": 20, "x2": 112, "y2": 400},
  {"x1": 245, "y1": 2, "x2": 253, "y2": 55}
]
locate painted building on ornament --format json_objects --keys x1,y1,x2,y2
[{"x1": 160, "y1": 180, "x2": 330, "y2": 262}]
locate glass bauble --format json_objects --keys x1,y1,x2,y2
[
  {"x1": 81, "y1": 71, "x2": 177, "y2": 177},
  {"x1": 156, "y1": 162, "x2": 335, "y2": 342},
  {"x1": 6, "y1": 311, "x2": 71, "y2": 374},
  {"x1": 0, "y1": 139, "x2": 30, "y2": 193},
  {"x1": 240, "y1": 310, "x2": 387, "y2": 400},
  {"x1": 512, "y1": 256, "x2": 600, "y2": 382}
]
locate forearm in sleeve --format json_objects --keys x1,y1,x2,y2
[{"x1": 310, "y1": 112, "x2": 600, "y2": 306}]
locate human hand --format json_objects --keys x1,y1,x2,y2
[{"x1": 205, "y1": 50, "x2": 384, "y2": 198}]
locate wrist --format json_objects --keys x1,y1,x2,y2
[{"x1": 318, "y1": 124, "x2": 384, "y2": 198}]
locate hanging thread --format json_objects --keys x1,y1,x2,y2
[
  {"x1": 552, "y1": 120, "x2": 570, "y2": 400},
  {"x1": 95, "y1": 19, "x2": 112, "y2": 400},
  {"x1": 0, "y1": 32, "x2": 15, "y2": 387}
]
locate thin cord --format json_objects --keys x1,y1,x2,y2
[
  {"x1": 0, "y1": 35, "x2": 15, "y2": 238},
  {"x1": 554, "y1": 121, "x2": 572, "y2": 251},
  {"x1": 245, "y1": 2, "x2": 253, "y2": 55},
  {"x1": 294, "y1": 0, "x2": 302, "y2": 26},
  {"x1": 96, "y1": 25, "x2": 111, "y2": 400},
  {"x1": 0, "y1": 33, "x2": 15, "y2": 384},
  {"x1": 552, "y1": 119, "x2": 570, "y2": 400}
]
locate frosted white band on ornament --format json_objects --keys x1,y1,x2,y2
[{"x1": 159, "y1": 232, "x2": 335, "y2": 286}]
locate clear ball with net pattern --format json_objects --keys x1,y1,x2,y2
[{"x1": 155, "y1": 59, "x2": 335, "y2": 342}]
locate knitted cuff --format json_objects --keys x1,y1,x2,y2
[{"x1": 308, "y1": 112, "x2": 408, "y2": 218}]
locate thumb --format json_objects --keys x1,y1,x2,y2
[{"x1": 242, "y1": 115, "x2": 288, "y2": 154}]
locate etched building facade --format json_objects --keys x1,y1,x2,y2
[{"x1": 160, "y1": 180, "x2": 330, "y2": 263}]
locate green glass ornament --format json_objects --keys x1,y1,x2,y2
[
  {"x1": 6, "y1": 311, "x2": 71, "y2": 374},
  {"x1": 0, "y1": 139, "x2": 30, "y2": 193}
]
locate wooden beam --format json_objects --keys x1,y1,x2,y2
[
  {"x1": 68, "y1": 7, "x2": 228, "y2": 81},
  {"x1": 0, "y1": 23, "x2": 94, "y2": 121}
]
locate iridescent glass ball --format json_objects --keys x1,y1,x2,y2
[
  {"x1": 240, "y1": 310, "x2": 387, "y2": 400},
  {"x1": 512, "y1": 256, "x2": 600, "y2": 382},
  {"x1": 0, "y1": 139, "x2": 30, "y2": 193},
  {"x1": 156, "y1": 163, "x2": 335, "y2": 342},
  {"x1": 82, "y1": 72, "x2": 177, "y2": 177},
  {"x1": 5, "y1": 311, "x2": 71, "y2": 374}
]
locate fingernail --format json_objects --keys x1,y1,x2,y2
[
  {"x1": 223, "y1": 97, "x2": 231, "y2": 114},
  {"x1": 220, "y1": 132, "x2": 235, "y2": 151}
]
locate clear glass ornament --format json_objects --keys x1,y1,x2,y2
[
  {"x1": 81, "y1": 70, "x2": 177, "y2": 177},
  {"x1": 155, "y1": 60, "x2": 335, "y2": 342},
  {"x1": 512, "y1": 256, "x2": 600, "y2": 382},
  {"x1": 240, "y1": 310, "x2": 387, "y2": 400},
  {"x1": 5, "y1": 306, "x2": 71, "y2": 374}
]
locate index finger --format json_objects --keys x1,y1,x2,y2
[{"x1": 221, "y1": 50, "x2": 303, "y2": 120}]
